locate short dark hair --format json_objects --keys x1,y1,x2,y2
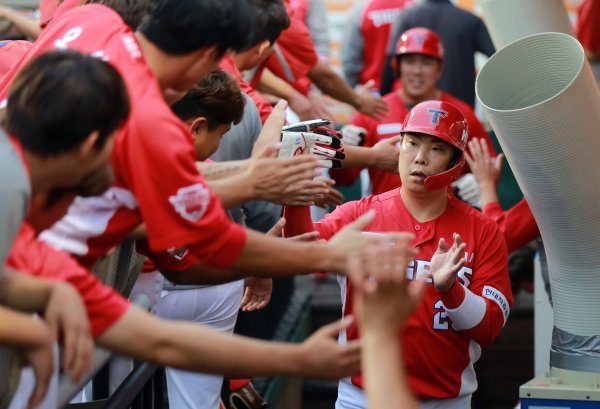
[
  {"x1": 248, "y1": 0, "x2": 290, "y2": 46},
  {"x1": 82, "y1": 0, "x2": 156, "y2": 30},
  {"x1": 170, "y1": 70, "x2": 245, "y2": 130},
  {"x1": 139, "y1": 0, "x2": 256, "y2": 55},
  {"x1": 5, "y1": 50, "x2": 130, "y2": 156}
]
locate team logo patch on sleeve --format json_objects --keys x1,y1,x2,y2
[
  {"x1": 482, "y1": 286, "x2": 510, "y2": 325},
  {"x1": 168, "y1": 183, "x2": 211, "y2": 222}
]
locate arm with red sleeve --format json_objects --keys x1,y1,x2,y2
[
  {"x1": 438, "y1": 222, "x2": 512, "y2": 347},
  {"x1": 123, "y1": 110, "x2": 248, "y2": 271},
  {"x1": 7, "y1": 223, "x2": 130, "y2": 338},
  {"x1": 482, "y1": 198, "x2": 540, "y2": 254},
  {"x1": 283, "y1": 199, "x2": 362, "y2": 241}
]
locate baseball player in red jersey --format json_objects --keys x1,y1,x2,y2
[
  {"x1": 333, "y1": 27, "x2": 496, "y2": 200},
  {"x1": 284, "y1": 100, "x2": 512, "y2": 409}
]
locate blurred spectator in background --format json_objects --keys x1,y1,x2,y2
[
  {"x1": 380, "y1": 0, "x2": 495, "y2": 107},
  {"x1": 341, "y1": 0, "x2": 413, "y2": 90}
]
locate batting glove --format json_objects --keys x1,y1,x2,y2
[
  {"x1": 340, "y1": 124, "x2": 367, "y2": 146},
  {"x1": 280, "y1": 119, "x2": 345, "y2": 168},
  {"x1": 282, "y1": 119, "x2": 334, "y2": 133},
  {"x1": 452, "y1": 173, "x2": 482, "y2": 208}
]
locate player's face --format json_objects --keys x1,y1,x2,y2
[
  {"x1": 191, "y1": 121, "x2": 232, "y2": 161},
  {"x1": 398, "y1": 133, "x2": 455, "y2": 193},
  {"x1": 400, "y1": 54, "x2": 442, "y2": 100}
]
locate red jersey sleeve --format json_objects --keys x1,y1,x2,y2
[
  {"x1": 7, "y1": 224, "x2": 130, "y2": 337},
  {"x1": 121, "y1": 108, "x2": 247, "y2": 269},
  {"x1": 440, "y1": 220, "x2": 512, "y2": 347},
  {"x1": 283, "y1": 200, "x2": 362, "y2": 241},
  {"x1": 482, "y1": 199, "x2": 540, "y2": 254}
]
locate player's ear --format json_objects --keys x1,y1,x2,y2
[
  {"x1": 190, "y1": 117, "x2": 209, "y2": 139},
  {"x1": 78, "y1": 130, "x2": 100, "y2": 157},
  {"x1": 257, "y1": 40, "x2": 272, "y2": 58}
]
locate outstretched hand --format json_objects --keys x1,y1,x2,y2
[
  {"x1": 348, "y1": 240, "x2": 423, "y2": 335},
  {"x1": 430, "y1": 233, "x2": 467, "y2": 293},
  {"x1": 464, "y1": 138, "x2": 504, "y2": 188},
  {"x1": 355, "y1": 80, "x2": 388, "y2": 120}
]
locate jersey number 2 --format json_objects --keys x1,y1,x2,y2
[{"x1": 432, "y1": 300, "x2": 451, "y2": 331}]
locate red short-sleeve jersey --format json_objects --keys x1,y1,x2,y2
[
  {"x1": 284, "y1": 191, "x2": 511, "y2": 400},
  {"x1": 330, "y1": 91, "x2": 496, "y2": 195},
  {"x1": 7, "y1": 223, "x2": 130, "y2": 337},
  {"x1": 0, "y1": 5, "x2": 247, "y2": 270},
  {"x1": 263, "y1": 2, "x2": 319, "y2": 96}
]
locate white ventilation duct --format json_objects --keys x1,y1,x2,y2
[
  {"x1": 480, "y1": 0, "x2": 574, "y2": 50},
  {"x1": 476, "y1": 32, "x2": 600, "y2": 372}
]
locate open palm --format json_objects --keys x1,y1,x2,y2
[{"x1": 430, "y1": 233, "x2": 467, "y2": 292}]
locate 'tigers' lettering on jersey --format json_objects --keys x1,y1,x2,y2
[
  {"x1": 367, "y1": 9, "x2": 402, "y2": 28},
  {"x1": 406, "y1": 255, "x2": 474, "y2": 287}
]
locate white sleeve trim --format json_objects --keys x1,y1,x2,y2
[
  {"x1": 443, "y1": 286, "x2": 486, "y2": 330},
  {"x1": 482, "y1": 285, "x2": 510, "y2": 326}
]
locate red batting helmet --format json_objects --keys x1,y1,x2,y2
[
  {"x1": 392, "y1": 27, "x2": 444, "y2": 76},
  {"x1": 401, "y1": 100, "x2": 468, "y2": 191}
]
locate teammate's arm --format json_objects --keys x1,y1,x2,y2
[
  {"x1": 308, "y1": 61, "x2": 388, "y2": 120},
  {"x1": 198, "y1": 160, "x2": 250, "y2": 180},
  {"x1": 0, "y1": 6, "x2": 42, "y2": 39},
  {"x1": 0, "y1": 268, "x2": 93, "y2": 381},
  {"x1": 98, "y1": 306, "x2": 360, "y2": 379},
  {"x1": 0, "y1": 305, "x2": 54, "y2": 409},
  {"x1": 258, "y1": 67, "x2": 331, "y2": 120},
  {"x1": 342, "y1": 137, "x2": 401, "y2": 171},
  {"x1": 205, "y1": 155, "x2": 327, "y2": 209}
]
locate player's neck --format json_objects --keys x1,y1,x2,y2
[
  {"x1": 229, "y1": 52, "x2": 248, "y2": 72},
  {"x1": 400, "y1": 186, "x2": 448, "y2": 223}
]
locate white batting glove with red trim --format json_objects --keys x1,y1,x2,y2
[{"x1": 279, "y1": 120, "x2": 345, "y2": 168}]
